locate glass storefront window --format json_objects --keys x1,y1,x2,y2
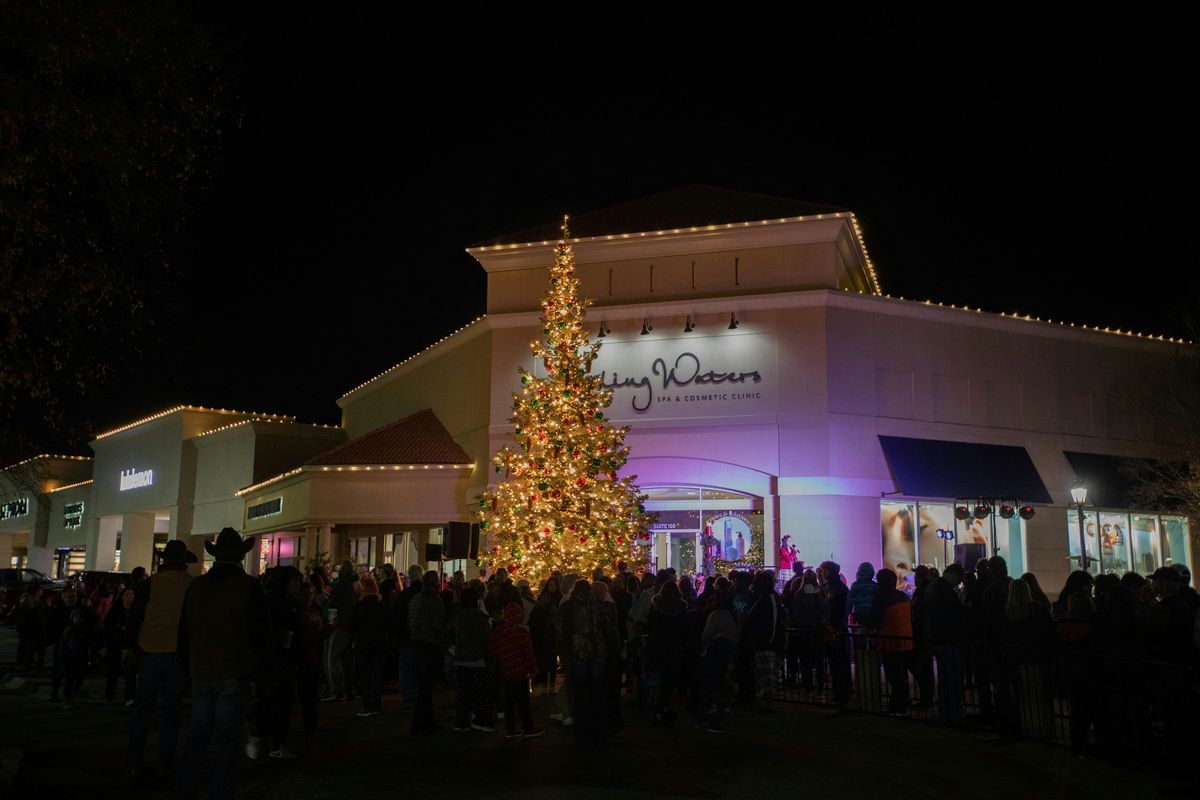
[
  {"x1": 1066, "y1": 511, "x2": 1191, "y2": 577},
  {"x1": 643, "y1": 487, "x2": 763, "y2": 575},
  {"x1": 1162, "y1": 517, "x2": 1191, "y2": 571},
  {"x1": 881, "y1": 502, "x2": 916, "y2": 587},
  {"x1": 890, "y1": 501, "x2": 1026, "y2": 578},
  {"x1": 998, "y1": 515, "x2": 1025, "y2": 577},
  {"x1": 916, "y1": 503, "x2": 956, "y2": 573},
  {"x1": 1066, "y1": 510, "x2": 1101, "y2": 576},
  {"x1": 1130, "y1": 515, "x2": 1160, "y2": 575},
  {"x1": 1098, "y1": 512, "x2": 1131, "y2": 575}
]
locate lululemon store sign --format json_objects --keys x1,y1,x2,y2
[
  {"x1": 581, "y1": 335, "x2": 776, "y2": 421},
  {"x1": 119, "y1": 468, "x2": 154, "y2": 491}
]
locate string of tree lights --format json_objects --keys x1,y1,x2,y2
[{"x1": 476, "y1": 217, "x2": 653, "y2": 581}]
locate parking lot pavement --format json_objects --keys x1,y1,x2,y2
[{"x1": 0, "y1": 624, "x2": 1181, "y2": 799}]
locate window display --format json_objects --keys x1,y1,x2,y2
[
  {"x1": 884, "y1": 500, "x2": 1026, "y2": 581},
  {"x1": 1098, "y1": 512, "x2": 1131, "y2": 575},
  {"x1": 1131, "y1": 515, "x2": 1160, "y2": 575},
  {"x1": 880, "y1": 502, "x2": 915, "y2": 585},
  {"x1": 643, "y1": 487, "x2": 763, "y2": 575},
  {"x1": 1162, "y1": 517, "x2": 1191, "y2": 570},
  {"x1": 1066, "y1": 511, "x2": 1101, "y2": 575},
  {"x1": 1065, "y1": 511, "x2": 1190, "y2": 576}
]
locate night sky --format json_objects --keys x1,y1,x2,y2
[{"x1": 86, "y1": 6, "x2": 1199, "y2": 442}]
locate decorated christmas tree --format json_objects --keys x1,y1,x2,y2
[{"x1": 477, "y1": 216, "x2": 651, "y2": 581}]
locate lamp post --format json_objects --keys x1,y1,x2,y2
[{"x1": 1070, "y1": 479, "x2": 1091, "y2": 572}]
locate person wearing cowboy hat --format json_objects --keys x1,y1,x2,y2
[
  {"x1": 126, "y1": 538, "x2": 197, "y2": 783},
  {"x1": 177, "y1": 528, "x2": 268, "y2": 800}
]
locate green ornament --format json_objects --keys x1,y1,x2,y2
[
  {"x1": 538, "y1": 482, "x2": 549, "y2": 491},
  {"x1": 637, "y1": 504, "x2": 646, "y2": 514},
  {"x1": 531, "y1": 400, "x2": 539, "y2": 408},
  {"x1": 521, "y1": 375, "x2": 529, "y2": 385},
  {"x1": 557, "y1": 322, "x2": 566, "y2": 329},
  {"x1": 495, "y1": 465, "x2": 502, "y2": 473},
  {"x1": 479, "y1": 500, "x2": 488, "y2": 510},
  {"x1": 594, "y1": 412, "x2": 603, "y2": 420},
  {"x1": 479, "y1": 521, "x2": 488, "y2": 530},
  {"x1": 591, "y1": 458, "x2": 601, "y2": 467},
  {"x1": 543, "y1": 328, "x2": 551, "y2": 335},
  {"x1": 563, "y1": 390, "x2": 573, "y2": 398}
]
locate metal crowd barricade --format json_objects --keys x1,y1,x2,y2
[{"x1": 776, "y1": 624, "x2": 1189, "y2": 767}]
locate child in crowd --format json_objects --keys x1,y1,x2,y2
[{"x1": 490, "y1": 601, "x2": 543, "y2": 738}]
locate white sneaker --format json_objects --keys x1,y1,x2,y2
[
  {"x1": 562, "y1": 716, "x2": 575, "y2": 727},
  {"x1": 470, "y1": 723, "x2": 495, "y2": 733},
  {"x1": 548, "y1": 712, "x2": 564, "y2": 722},
  {"x1": 497, "y1": 712, "x2": 505, "y2": 720},
  {"x1": 269, "y1": 747, "x2": 297, "y2": 759},
  {"x1": 245, "y1": 735, "x2": 264, "y2": 760}
]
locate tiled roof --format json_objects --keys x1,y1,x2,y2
[
  {"x1": 305, "y1": 409, "x2": 470, "y2": 466},
  {"x1": 475, "y1": 184, "x2": 850, "y2": 246}
]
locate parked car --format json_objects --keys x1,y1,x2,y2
[
  {"x1": 70, "y1": 570, "x2": 133, "y2": 599},
  {"x1": 0, "y1": 568, "x2": 67, "y2": 621}
]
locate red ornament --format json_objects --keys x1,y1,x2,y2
[
  {"x1": 616, "y1": 536, "x2": 624, "y2": 544},
  {"x1": 578, "y1": 537, "x2": 587, "y2": 544},
  {"x1": 543, "y1": 527, "x2": 551, "y2": 536},
  {"x1": 576, "y1": 477, "x2": 587, "y2": 487},
  {"x1": 568, "y1": 524, "x2": 576, "y2": 532},
  {"x1": 599, "y1": 445, "x2": 608, "y2": 453}
]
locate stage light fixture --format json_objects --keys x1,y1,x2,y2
[
  {"x1": 728, "y1": 313, "x2": 740, "y2": 330},
  {"x1": 684, "y1": 316, "x2": 695, "y2": 332},
  {"x1": 640, "y1": 319, "x2": 653, "y2": 336},
  {"x1": 596, "y1": 321, "x2": 610, "y2": 338}
]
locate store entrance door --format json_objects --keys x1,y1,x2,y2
[{"x1": 652, "y1": 530, "x2": 700, "y2": 574}]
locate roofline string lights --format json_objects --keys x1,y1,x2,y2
[
  {"x1": 2, "y1": 454, "x2": 93, "y2": 473},
  {"x1": 339, "y1": 315, "x2": 488, "y2": 400},
  {"x1": 94, "y1": 406, "x2": 295, "y2": 440},
  {"x1": 190, "y1": 418, "x2": 341, "y2": 440},
  {"x1": 884, "y1": 296, "x2": 1192, "y2": 344},
  {"x1": 234, "y1": 462, "x2": 476, "y2": 497},
  {"x1": 466, "y1": 211, "x2": 883, "y2": 297},
  {"x1": 46, "y1": 479, "x2": 95, "y2": 494}
]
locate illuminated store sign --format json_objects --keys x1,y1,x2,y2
[
  {"x1": 600, "y1": 351, "x2": 762, "y2": 411},
  {"x1": 64, "y1": 502, "x2": 85, "y2": 529},
  {"x1": 248, "y1": 497, "x2": 283, "y2": 520},
  {"x1": 1, "y1": 497, "x2": 29, "y2": 520},
  {"x1": 582, "y1": 338, "x2": 775, "y2": 420},
  {"x1": 119, "y1": 468, "x2": 154, "y2": 491}
]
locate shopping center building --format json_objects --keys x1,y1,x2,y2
[{"x1": 3, "y1": 186, "x2": 1194, "y2": 592}]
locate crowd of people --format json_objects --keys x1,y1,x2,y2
[{"x1": 9, "y1": 530, "x2": 1200, "y2": 796}]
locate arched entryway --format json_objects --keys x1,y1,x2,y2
[{"x1": 641, "y1": 486, "x2": 764, "y2": 575}]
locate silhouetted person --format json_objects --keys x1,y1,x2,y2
[
  {"x1": 127, "y1": 539, "x2": 195, "y2": 781},
  {"x1": 408, "y1": 570, "x2": 446, "y2": 734},
  {"x1": 178, "y1": 528, "x2": 266, "y2": 800}
]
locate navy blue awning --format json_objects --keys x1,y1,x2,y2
[
  {"x1": 878, "y1": 436, "x2": 1053, "y2": 503},
  {"x1": 1063, "y1": 451, "x2": 1179, "y2": 510}
]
